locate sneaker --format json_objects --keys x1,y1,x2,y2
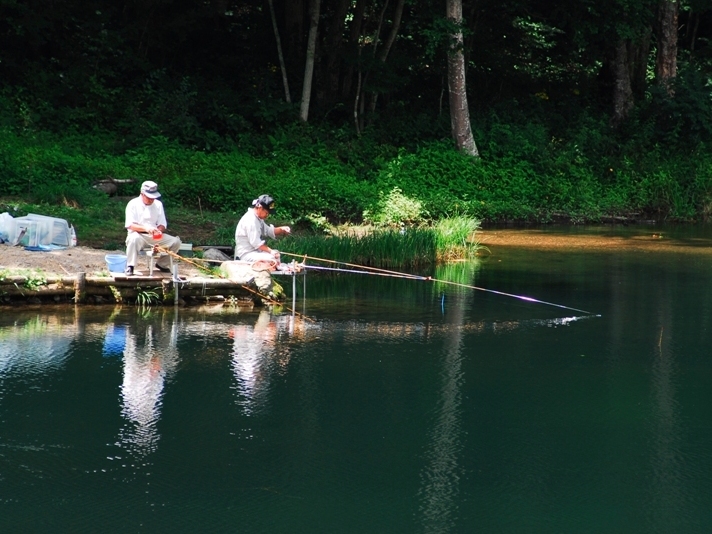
[
  {"x1": 124, "y1": 266, "x2": 134, "y2": 276},
  {"x1": 155, "y1": 264, "x2": 171, "y2": 273}
]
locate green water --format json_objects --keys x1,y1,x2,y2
[{"x1": 1, "y1": 230, "x2": 712, "y2": 533}]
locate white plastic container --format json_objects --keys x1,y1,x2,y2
[
  {"x1": 14, "y1": 214, "x2": 72, "y2": 247},
  {"x1": 12, "y1": 220, "x2": 40, "y2": 247}
]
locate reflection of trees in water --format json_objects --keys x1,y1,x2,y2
[
  {"x1": 0, "y1": 315, "x2": 73, "y2": 377},
  {"x1": 118, "y1": 322, "x2": 179, "y2": 458}
]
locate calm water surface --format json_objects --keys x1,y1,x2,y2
[{"x1": 1, "y1": 226, "x2": 712, "y2": 533}]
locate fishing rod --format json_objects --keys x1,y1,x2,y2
[
  {"x1": 281, "y1": 251, "x2": 597, "y2": 316},
  {"x1": 282, "y1": 252, "x2": 428, "y2": 280},
  {"x1": 303, "y1": 263, "x2": 430, "y2": 280},
  {"x1": 156, "y1": 245, "x2": 314, "y2": 321}
]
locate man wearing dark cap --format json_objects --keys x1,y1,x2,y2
[
  {"x1": 124, "y1": 181, "x2": 182, "y2": 276},
  {"x1": 234, "y1": 194, "x2": 291, "y2": 262}
]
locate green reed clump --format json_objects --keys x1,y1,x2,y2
[
  {"x1": 433, "y1": 216, "x2": 482, "y2": 261},
  {"x1": 282, "y1": 229, "x2": 434, "y2": 269},
  {"x1": 281, "y1": 216, "x2": 481, "y2": 269}
]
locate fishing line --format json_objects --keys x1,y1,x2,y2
[
  {"x1": 433, "y1": 278, "x2": 595, "y2": 315},
  {"x1": 282, "y1": 251, "x2": 597, "y2": 316}
]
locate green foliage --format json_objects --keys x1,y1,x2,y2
[
  {"x1": 282, "y1": 219, "x2": 481, "y2": 270},
  {"x1": 433, "y1": 217, "x2": 482, "y2": 260},
  {"x1": 3, "y1": 96, "x2": 712, "y2": 227},
  {"x1": 363, "y1": 187, "x2": 427, "y2": 226},
  {"x1": 8, "y1": 269, "x2": 48, "y2": 291},
  {"x1": 1, "y1": 0, "x2": 711, "y2": 230},
  {"x1": 638, "y1": 67, "x2": 712, "y2": 148},
  {"x1": 135, "y1": 288, "x2": 160, "y2": 308},
  {"x1": 283, "y1": 229, "x2": 436, "y2": 269}
]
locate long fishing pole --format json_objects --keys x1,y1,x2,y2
[
  {"x1": 281, "y1": 252, "x2": 428, "y2": 280},
  {"x1": 282, "y1": 251, "x2": 597, "y2": 316},
  {"x1": 303, "y1": 263, "x2": 429, "y2": 280},
  {"x1": 156, "y1": 246, "x2": 314, "y2": 321}
]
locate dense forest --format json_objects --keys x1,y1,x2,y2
[{"x1": 2, "y1": 0, "x2": 712, "y2": 224}]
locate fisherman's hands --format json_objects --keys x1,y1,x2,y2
[
  {"x1": 271, "y1": 249, "x2": 281, "y2": 261},
  {"x1": 277, "y1": 226, "x2": 291, "y2": 235},
  {"x1": 144, "y1": 225, "x2": 162, "y2": 239}
]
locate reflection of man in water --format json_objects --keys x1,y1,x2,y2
[
  {"x1": 118, "y1": 322, "x2": 179, "y2": 456},
  {"x1": 228, "y1": 310, "x2": 283, "y2": 415}
]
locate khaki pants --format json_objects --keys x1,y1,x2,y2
[{"x1": 125, "y1": 232, "x2": 181, "y2": 269}]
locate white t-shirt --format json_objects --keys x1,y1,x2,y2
[
  {"x1": 125, "y1": 196, "x2": 167, "y2": 233},
  {"x1": 234, "y1": 208, "x2": 276, "y2": 259}
]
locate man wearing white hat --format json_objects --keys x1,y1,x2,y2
[{"x1": 124, "y1": 181, "x2": 181, "y2": 276}]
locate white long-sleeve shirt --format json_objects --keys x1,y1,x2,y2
[
  {"x1": 125, "y1": 196, "x2": 167, "y2": 233},
  {"x1": 234, "y1": 208, "x2": 276, "y2": 259}
]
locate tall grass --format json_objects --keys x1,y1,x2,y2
[
  {"x1": 433, "y1": 217, "x2": 482, "y2": 261},
  {"x1": 280, "y1": 216, "x2": 481, "y2": 270}
]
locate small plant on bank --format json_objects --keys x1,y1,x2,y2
[
  {"x1": 5, "y1": 269, "x2": 49, "y2": 291},
  {"x1": 109, "y1": 285, "x2": 123, "y2": 303},
  {"x1": 135, "y1": 288, "x2": 160, "y2": 307}
]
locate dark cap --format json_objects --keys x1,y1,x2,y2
[{"x1": 253, "y1": 194, "x2": 275, "y2": 212}]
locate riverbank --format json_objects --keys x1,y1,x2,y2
[
  {"x1": 2, "y1": 226, "x2": 712, "y2": 282},
  {"x1": 477, "y1": 227, "x2": 712, "y2": 254},
  {"x1": 0, "y1": 245, "x2": 283, "y2": 306},
  {"x1": 0, "y1": 245, "x2": 206, "y2": 278}
]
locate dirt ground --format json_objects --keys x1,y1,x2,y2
[
  {"x1": 1, "y1": 227, "x2": 711, "y2": 278},
  {"x1": 0, "y1": 244, "x2": 207, "y2": 278}
]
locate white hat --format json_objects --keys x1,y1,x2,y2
[{"x1": 141, "y1": 181, "x2": 161, "y2": 199}]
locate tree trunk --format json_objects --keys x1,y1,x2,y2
[
  {"x1": 656, "y1": 0, "x2": 679, "y2": 95},
  {"x1": 368, "y1": 0, "x2": 406, "y2": 115},
  {"x1": 341, "y1": 0, "x2": 366, "y2": 100},
  {"x1": 690, "y1": 12, "x2": 700, "y2": 53},
  {"x1": 284, "y1": 0, "x2": 305, "y2": 70},
  {"x1": 629, "y1": 29, "x2": 652, "y2": 98},
  {"x1": 377, "y1": 0, "x2": 404, "y2": 63},
  {"x1": 267, "y1": 0, "x2": 291, "y2": 103},
  {"x1": 324, "y1": 0, "x2": 351, "y2": 103},
  {"x1": 446, "y1": 0, "x2": 478, "y2": 157},
  {"x1": 300, "y1": 0, "x2": 321, "y2": 122},
  {"x1": 611, "y1": 39, "x2": 634, "y2": 126},
  {"x1": 356, "y1": 0, "x2": 389, "y2": 131}
]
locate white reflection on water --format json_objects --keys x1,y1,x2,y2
[
  {"x1": 417, "y1": 295, "x2": 468, "y2": 532},
  {"x1": 327, "y1": 314, "x2": 594, "y2": 343},
  {"x1": 117, "y1": 320, "x2": 179, "y2": 457},
  {"x1": 229, "y1": 310, "x2": 295, "y2": 416},
  {"x1": 647, "y1": 316, "x2": 685, "y2": 529}
]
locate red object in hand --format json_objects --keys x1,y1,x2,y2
[{"x1": 153, "y1": 231, "x2": 162, "y2": 240}]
